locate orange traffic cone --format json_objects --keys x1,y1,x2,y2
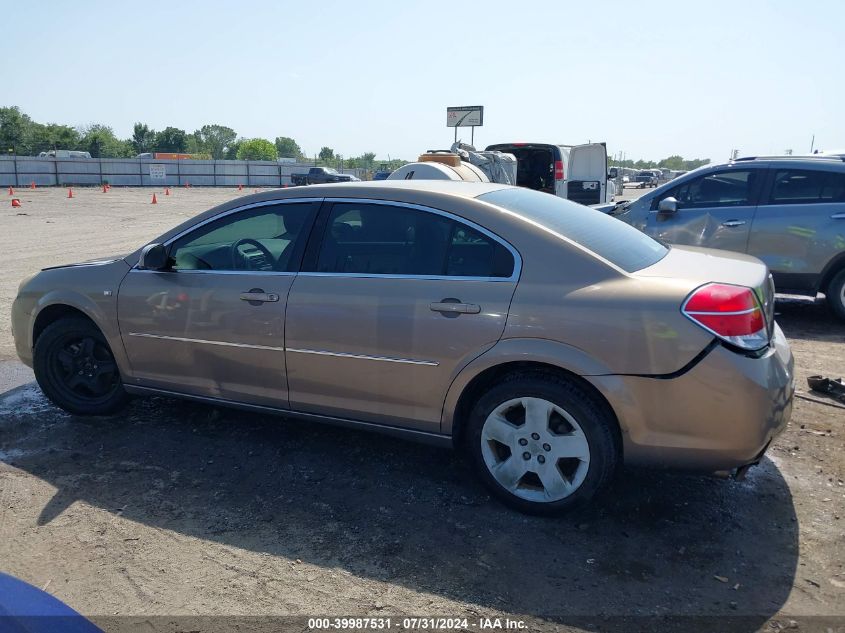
[
  {"x1": 8, "y1": 186, "x2": 13, "y2": 195},
  {"x1": 30, "y1": 181, "x2": 36, "y2": 189},
  {"x1": 67, "y1": 188, "x2": 73, "y2": 198},
  {"x1": 11, "y1": 198, "x2": 21, "y2": 207},
  {"x1": 165, "y1": 187, "x2": 170, "y2": 196},
  {"x1": 151, "y1": 193, "x2": 158, "y2": 204},
  {"x1": 238, "y1": 184, "x2": 243, "y2": 191}
]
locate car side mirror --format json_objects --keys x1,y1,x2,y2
[
  {"x1": 657, "y1": 197, "x2": 678, "y2": 214},
  {"x1": 138, "y1": 243, "x2": 168, "y2": 270}
]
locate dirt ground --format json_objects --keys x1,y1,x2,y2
[{"x1": 0, "y1": 187, "x2": 843, "y2": 632}]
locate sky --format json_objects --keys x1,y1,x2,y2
[{"x1": 1, "y1": 0, "x2": 842, "y2": 162}]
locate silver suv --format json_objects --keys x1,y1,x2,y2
[{"x1": 614, "y1": 155, "x2": 845, "y2": 319}]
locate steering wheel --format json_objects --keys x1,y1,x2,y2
[{"x1": 230, "y1": 238, "x2": 275, "y2": 271}]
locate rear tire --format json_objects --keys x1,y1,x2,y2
[
  {"x1": 827, "y1": 269, "x2": 845, "y2": 321},
  {"x1": 465, "y1": 371, "x2": 620, "y2": 516},
  {"x1": 34, "y1": 316, "x2": 129, "y2": 415}
]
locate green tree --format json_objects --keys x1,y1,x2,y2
[
  {"x1": 362, "y1": 152, "x2": 376, "y2": 168},
  {"x1": 30, "y1": 123, "x2": 80, "y2": 154},
  {"x1": 274, "y1": 136, "x2": 303, "y2": 160},
  {"x1": 131, "y1": 123, "x2": 156, "y2": 155},
  {"x1": 224, "y1": 138, "x2": 243, "y2": 160},
  {"x1": 318, "y1": 146, "x2": 335, "y2": 164},
  {"x1": 194, "y1": 124, "x2": 237, "y2": 159},
  {"x1": 683, "y1": 158, "x2": 710, "y2": 170},
  {"x1": 79, "y1": 124, "x2": 132, "y2": 157},
  {"x1": 0, "y1": 106, "x2": 34, "y2": 154},
  {"x1": 236, "y1": 138, "x2": 278, "y2": 161},
  {"x1": 154, "y1": 126, "x2": 188, "y2": 153}
]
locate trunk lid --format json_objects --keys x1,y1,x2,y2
[{"x1": 636, "y1": 245, "x2": 776, "y2": 338}]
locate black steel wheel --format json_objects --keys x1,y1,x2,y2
[{"x1": 34, "y1": 316, "x2": 129, "y2": 415}]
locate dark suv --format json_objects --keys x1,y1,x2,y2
[{"x1": 613, "y1": 156, "x2": 845, "y2": 319}]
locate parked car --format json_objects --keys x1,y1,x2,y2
[
  {"x1": 290, "y1": 166, "x2": 359, "y2": 186},
  {"x1": 631, "y1": 171, "x2": 658, "y2": 188},
  {"x1": 612, "y1": 155, "x2": 845, "y2": 319},
  {"x1": 12, "y1": 182, "x2": 793, "y2": 515},
  {"x1": 372, "y1": 169, "x2": 392, "y2": 181},
  {"x1": 0, "y1": 572, "x2": 101, "y2": 633},
  {"x1": 485, "y1": 142, "x2": 611, "y2": 205}
]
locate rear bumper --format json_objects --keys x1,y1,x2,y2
[{"x1": 587, "y1": 323, "x2": 794, "y2": 471}]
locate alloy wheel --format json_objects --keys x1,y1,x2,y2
[{"x1": 480, "y1": 397, "x2": 591, "y2": 502}]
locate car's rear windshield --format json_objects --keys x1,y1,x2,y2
[{"x1": 478, "y1": 188, "x2": 668, "y2": 273}]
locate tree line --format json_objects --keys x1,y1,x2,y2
[
  {"x1": 609, "y1": 155, "x2": 710, "y2": 171},
  {"x1": 1, "y1": 106, "x2": 708, "y2": 172},
  {"x1": 0, "y1": 106, "x2": 404, "y2": 168}
]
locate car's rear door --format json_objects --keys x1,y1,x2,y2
[
  {"x1": 747, "y1": 166, "x2": 845, "y2": 293},
  {"x1": 645, "y1": 167, "x2": 765, "y2": 252},
  {"x1": 117, "y1": 199, "x2": 319, "y2": 407},
  {"x1": 284, "y1": 198, "x2": 520, "y2": 433},
  {"x1": 567, "y1": 143, "x2": 608, "y2": 204}
]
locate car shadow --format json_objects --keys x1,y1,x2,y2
[
  {"x1": 1, "y1": 383, "x2": 798, "y2": 629},
  {"x1": 775, "y1": 295, "x2": 844, "y2": 341}
]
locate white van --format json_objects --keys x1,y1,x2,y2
[{"x1": 485, "y1": 142, "x2": 610, "y2": 204}]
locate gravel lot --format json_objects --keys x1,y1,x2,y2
[{"x1": 1, "y1": 186, "x2": 843, "y2": 631}]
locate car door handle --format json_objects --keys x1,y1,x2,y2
[
  {"x1": 831, "y1": 213, "x2": 845, "y2": 220},
  {"x1": 240, "y1": 291, "x2": 279, "y2": 303},
  {"x1": 430, "y1": 301, "x2": 481, "y2": 314},
  {"x1": 721, "y1": 220, "x2": 747, "y2": 227}
]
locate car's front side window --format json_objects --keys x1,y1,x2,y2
[
  {"x1": 673, "y1": 170, "x2": 756, "y2": 208},
  {"x1": 769, "y1": 169, "x2": 845, "y2": 205},
  {"x1": 168, "y1": 202, "x2": 316, "y2": 272},
  {"x1": 315, "y1": 202, "x2": 514, "y2": 278}
]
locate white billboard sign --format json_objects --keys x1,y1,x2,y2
[
  {"x1": 149, "y1": 164, "x2": 166, "y2": 181},
  {"x1": 447, "y1": 106, "x2": 484, "y2": 128}
]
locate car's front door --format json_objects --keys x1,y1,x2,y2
[
  {"x1": 284, "y1": 200, "x2": 520, "y2": 433},
  {"x1": 117, "y1": 200, "x2": 319, "y2": 407},
  {"x1": 645, "y1": 168, "x2": 764, "y2": 253}
]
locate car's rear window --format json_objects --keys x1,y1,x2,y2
[{"x1": 478, "y1": 188, "x2": 668, "y2": 273}]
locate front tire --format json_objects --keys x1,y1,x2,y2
[
  {"x1": 466, "y1": 371, "x2": 620, "y2": 515},
  {"x1": 34, "y1": 316, "x2": 129, "y2": 415},
  {"x1": 827, "y1": 269, "x2": 845, "y2": 321}
]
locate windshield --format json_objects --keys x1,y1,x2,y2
[{"x1": 478, "y1": 188, "x2": 668, "y2": 273}]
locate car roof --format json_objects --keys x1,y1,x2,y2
[{"x1": 727, "y1": 156, "x2": 845, "y2": 169}]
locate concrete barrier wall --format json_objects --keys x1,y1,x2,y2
[{"x1": 0, "y1": 157, "x2": 364, "y2": 187}]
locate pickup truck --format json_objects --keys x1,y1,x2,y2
[
  {"x1": 290, "y1": 167, "x2": 359, "y2": 186},
  {"x1": 630, "y1": 171, "x2": 658, "y2": 188}
]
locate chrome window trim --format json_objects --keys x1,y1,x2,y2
[
  {"x1": 129, "y1": 269, "x2": 297, "y2": 277},
  {"x1": 132, "y1": 197, "x2": 324, "y2": 271},
  {"x1": 297, "y1": 272, "x2": 512, "y2": 282},
  {"x1": 312, "y1": 197, "x2": 522, "y2": 282},
  {"x1": 287, "y1": 347, "x2": 438, "y2": 366},
  {"x1": 130, "y1": 195, "x2": 523, "y2": 282},
  {"x1": 128, "y1": 332, "x2": 284, "y2": 352}
]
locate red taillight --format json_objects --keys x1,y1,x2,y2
[
  {"x1": 682, "y1": 283, "x2": 769, "y2": 351},
  {"x1": 554, "y1": 160, "x2": 564, "y2": 180}
]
